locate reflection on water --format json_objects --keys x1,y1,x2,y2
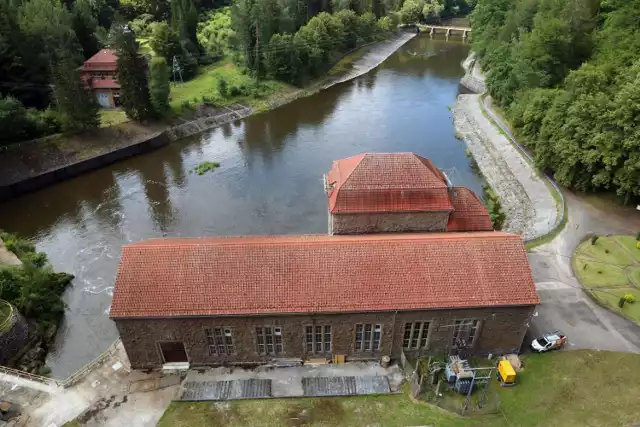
[{"x1": 0, "y1": 36, "x2": 481, "y2": 378}]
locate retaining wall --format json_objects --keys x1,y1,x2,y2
[
  {"x1": 0, "y1": 132, "x2": 169, "y2": 202},
  {"x1": 0, "y1": 302, "x2": 29, "y2": 366}
]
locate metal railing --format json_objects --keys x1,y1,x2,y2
[{"x1": 0, "y1": 339, "x2": 122, "y2": 389}]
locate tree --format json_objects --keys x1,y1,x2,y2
[
  {"x1": 115, "y1": 27, "x2": 154, "y2": 121},
  {"x1": 264, "y1": 33, "x2": 301, "y2": 83},
  {"x1": 335, "y1": 9, "x2": 359, "y2": 49},
  {"x1": 50, "y1": 50, "x2": 99, "y2": 132},
  {"x1": 197, "y1": 8, "x2": 236, "y2": 60},
  {"x1": 358, "y1": 12, "x2": 377, "y2": 41},
  {"x1": 149, "y1": 57, "x2": 170, "y2": 116},
  {"x1": 0, "y1": 96, "x2": 39, "y2": 144},
  {"x1": 422, "y1": 0, "x2": 444, "y2": 23},
  {"x1": 72, "y1": 0, "x2": 101, "y2": 59},
  {"x1": 150, "y1": 21, "x2": 182, "y2": 59},
  {"x1": 400, "y1": 0, "x2": 424, "y2": 24},
  {"x1": 377, "y1": 15, "x2": 394, "y2": 32},
  {"x1": 171, "y1": 0, "x2": 199, "y2": 48}
]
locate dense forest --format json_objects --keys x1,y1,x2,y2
[
  {"x1": 0, "y1": 0, "x2": 470, "y2": 146},
  {"x1": 472, "y1": 0, "x2": 640, "y2": 202}
]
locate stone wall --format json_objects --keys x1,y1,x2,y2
[
  {"x1": 0, "y1": 302, "x2": 29, "y2": 365},
  {"x1": 330, "y1": 211, "x2": 450, "y2": 235},
  {"x1": 114, "y1": 305, "x2": 534, "y2": 369},
  {"x1": 0, "y1": 132, "x2": 169, "y2": 202}
]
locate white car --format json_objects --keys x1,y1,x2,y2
[{"x1": 531, "y1": 333, "x2": 566, "y2": 352}]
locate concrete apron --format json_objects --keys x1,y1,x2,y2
[{"x1": 180, "y1": 362, "x2": 404, "y2": 401}]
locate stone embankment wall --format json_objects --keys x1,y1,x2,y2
[
  {"x1": 454, "y1": 53, "x2": 559, "y2": 240},
  {"x1": 0, "y1": 301, "x2": 29, "y2": 366}
]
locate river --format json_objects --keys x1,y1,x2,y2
[{"x1": 0, "y1": 35, "x2": 482, "y2": 379}]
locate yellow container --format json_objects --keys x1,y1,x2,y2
[{"x1": 497, "y1": 360, "x2": 516, "y2": 384}]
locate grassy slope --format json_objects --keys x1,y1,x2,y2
[
  {"x1": 573, "y1": 235, "x2": 640, "y2": 324},
  {"x1": 169, "y1": 59, "x2": 296, "y2": 113},
  {"x1": 158, "y1": 351, "x2": 640, "y2": 427}
]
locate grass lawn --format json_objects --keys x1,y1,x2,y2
[
  {"x1": 590, "y1": 287, "x2": 640, "y2": 324},
  {"x1": 612, "y1": 235, "x2": 640, "y2": 262},
  {"x1": 577, "y1": 236, "x2": 634, "y2": 266},
  {"x1": 630, "y1": 267, "x2": 640, "y2": 286},
  {"x1": 169, "y1": 59, "x2": 296, "y2": 113},
  {"x1": 99, "y1": 109, "x2": 129, "y2": 128},
  {"x1": 157, "y1": 351, "x2": 640, "y2": 427},
  {"x1": 573, "y1": 256, "x2": 629, "y2": 287}
]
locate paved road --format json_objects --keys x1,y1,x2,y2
[
  {"x1": 478, "y1": 90, "x2": 640, "y2": 354},
  {"x1": 527, "y1": 189, "x2": 640, "y2": 353}
]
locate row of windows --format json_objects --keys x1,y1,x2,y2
[{"x1": 204, "y1": 319, "x2": 480, "y2": 356}]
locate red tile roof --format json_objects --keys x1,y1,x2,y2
[
  {"x1": 326, "y1": 153, "x2": 453, "y2": 213},
  {"x1": 82, "y1": 49, "x2": 118, "y2": 71},
  {"x1": 447, "y1": 187, "x2": 494, "y2": 232},
  {"x1": 109, "y1": 232, "x2": 538, "y2": 319},
  {"x1": 91, "y1": 77, "x2": 120, "y2": 89}
]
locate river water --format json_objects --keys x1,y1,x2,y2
[{"x1": 0, "y1": 36, "x2": 481, "y2": 378}]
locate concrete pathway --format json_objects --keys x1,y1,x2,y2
[{"x1": 454, "y1": 94, "x2": 557, "y2": 239}]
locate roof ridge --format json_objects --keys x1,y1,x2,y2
[
  {"x1": 126, "y1": 232, "x2": 519, "y2": 249},
  {"x1": 339, "y1": 154, "x2": 367, "y2": 188}
]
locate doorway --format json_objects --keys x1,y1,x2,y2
[{"x1": 159, "y1": 341, "x2": 188, "y2": 363}]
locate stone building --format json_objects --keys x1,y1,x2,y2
[
  {"x1": 325, "y1": 153, "x2": 493, "y2": 234},
  {"x1": 110, "y1": 232, "x2": 538, "y2": 369},
  {"x1": 79, "y1": 49, "x2": 121, "y2": 108}
]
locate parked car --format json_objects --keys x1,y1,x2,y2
[{"x1": 531, "y1": 332, "x2": 567, "y2": 352}]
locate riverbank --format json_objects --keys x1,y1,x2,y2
[
  {"x1": 454, "y1": 54, "x2": 559, "y2": 240},
  {"x1": 0, "y1": 32, "x2": 415, "y2": 202}
]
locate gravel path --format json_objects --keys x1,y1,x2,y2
[{"x1": 454, "y1": 55, "x2": 558, "y2": 240}]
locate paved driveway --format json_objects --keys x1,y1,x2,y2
[{"x1": 527, "y1": 190, "x2": 640, "y2": 353}]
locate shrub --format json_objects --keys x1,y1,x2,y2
[
  {"x1": 624, "y1": 294, "x2": 635, "y2": 304},
  {"x1": 229, "y1": 85, "x2": 242, "y2": 97},
  {"x1": 619, "y1": 297, "x2": 626, "y2": 308},
  {"x1": 636, "y1": 232, "x2": 640, "y2": 241},
  {"x1": 217, "y1": 78, "x2": 229, "y2": 98},
  {"x1": 591, "y1": 235, "x2": 599, "y2": 245}
]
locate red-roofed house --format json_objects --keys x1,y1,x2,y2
[
  {"x1": 110, "y1": 232, "x2": 538, "y2": 369},
  {"x1": 325, "y1": 153, "x2": 493, "y2": 234},
  {"x1": 79, "y1": 49, "x2": 121, "y2": 108}
]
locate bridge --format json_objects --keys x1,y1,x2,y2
[{"x1": 418, "y1": 24, "x2": 472, "y2": 38}]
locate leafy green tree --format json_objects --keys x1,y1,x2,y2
[
  {"x1": 335, "y1": 9, "x2": 359, "y2": 49},
  {"x1": 358, "y1": 12, "x2": 377, "y2": 41},
  {"x1": 197, "y1": 8, "x2": 236, "y2": 60},
  {"x1": 0, "y1": 95, "x2": 40, "y2": 144},
  {"x1": 150, "y1": 21, "x2": 182, "y2": 59},
  {"x1": 422, "y1": 0, "x2": 444, "y2": 23},
  {"x1": 264, "y1": 33, "x2": 301, "y2": 83},
  {"x1": 376, "y1": 15, "x2": 394, "y2": 32},
  {"x1": 149, "y1": 56, "x2": 171, "y2": 116},
  {"x1": 400, "y1": 0, "x2": 424, "y2": 24},
  {"x1": 171, "y1": 0, "x2": 199, "y2": 48},
  {"x1": 115, "y1": 27, "x2": 154, "y2": 121},
  {"x1": 50, "y1": 50, "x2": 99, "y2": 132}
]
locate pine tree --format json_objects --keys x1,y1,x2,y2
[
  {"x1": 115, "y1": 26, "x2": 154, "y2": 121},
  {"x1": 50, "y1": 49, "x2": 99, "y2": 132},
  {"x1": 149, "y1": 56, "x2": 170, "y2": 116}
]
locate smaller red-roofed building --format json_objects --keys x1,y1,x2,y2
[
  {"x1": 79, "y1": 49, "x2": 121, "y2": 108},
  {"x1": 325, "y1": 153, "x2": 494, "y2": 234}
]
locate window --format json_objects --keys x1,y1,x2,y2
[
  {"x1": 205, "y1": 328, "x2": 235, "y2": 356},
  {"x1": 403, "y1": 322, "x2": 431, "y2": 350},
  {"x1": 355, "y1": 324, "x2": 382, "y2": 351},
  {"x1": 453, "y1": 319, "x2": 480, "y2": 347},
  {"x1": 305, "y1": 325, "x2": 332, "y2": 354},
  {"x1": 256, "y1": 326, "x2": 283, "y2": 355}
]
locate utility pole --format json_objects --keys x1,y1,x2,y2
[
  {"x1": 255, "y1": 18, "x2": 260, "y2": 87},
  {"x1": 172, "y1": 55, "x2": 184, "y2": 87}
]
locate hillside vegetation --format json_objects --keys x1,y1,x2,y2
[{"x1": 472, "y1": 0, "x2": 640, "y2": 202}]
